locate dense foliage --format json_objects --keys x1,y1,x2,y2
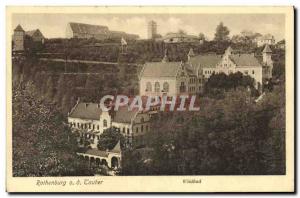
[
  {"x1": 97, "y1": 127, "x2": 125, "y2": 150},
  {"x1": 121, "y1": 85, "x2": 285, "y2": 175},
  {"x1": 12, "y1": 81, "x2": 93, "y2": 176}
]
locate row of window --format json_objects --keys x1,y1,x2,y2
[
  {"x1": 146, "y1": 82, "x2": 169, "y2": 92},
  {"x1": 116, "y1": 124, "x2": 149, "y2": 135},
  {"x1": 70, "y1": 120, "x2": 108, "y2": 130},
  {"x1": 204, "y1": 70, "x2": 256, "y2": 75}
]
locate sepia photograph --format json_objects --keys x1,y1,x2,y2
[{"x1": 6, "y1": 6, "x2": 294, "y2": 192}]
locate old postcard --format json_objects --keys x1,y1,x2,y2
[{"x1": 6, "y1": 6, "x2": 294, "y2": 192}]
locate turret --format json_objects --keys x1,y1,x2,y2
[
  {"x1": 13, "y1": 24, "x2": 25, "y2": 51},
  {"x1": 262, "y1": 44, "x2": 273, "y2": 66},
  {"x1": 162, "y1": 49, "x2": 169, "y2": 63},
  {"x1": 187, "y1": 48, "x2": 195, "y2": 61}
]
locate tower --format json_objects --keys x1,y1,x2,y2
[
  {"x1": 187, "y1": 48, "x2": 195, "y2": 61},
  {"x1": 13, "y1": 24, "x2": 25, "y2": 51},
  {"x1": 162, "y1": 49, "x2": 169, "y2": 63},
  {"x1": 262, "y1": 44, "x2": 273, "y2": 66},
  {"x1": 147, "y1": 20, "x2": 157, "y2": 39}
]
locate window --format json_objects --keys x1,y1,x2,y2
[
  {"x1": 163, "y1": 82, "x2": 169, "y2": 92},
  {"x1": 93, "y1": 124, "x2": 95, "y2": 130},
  {"x1": 97, "y1": 125, "x2": 99, "y2": 130},
  {"x1": 103, "y1": 119, "x2": 107, "y2": 127},
  {"x1": 146, "y1": 125, "x2": 149, "y2": 132},
  {"x1": 154, "y1": 82, "x2": 160, "y2": 92},
  {"x1": 127, "y1": 128, "x2": 130, "y2": 135},
  {"x1": 123, "y1": 127, "x2": 125, "y2": 133},
  {"x1": 141, "y1": 125, "x2": 144, "y2": 132},
  {"x1": 252, "y1": 70, "x2": 255, "y2": 74},
  {"x1": 141, "y1": 117, "x2": 144, "y2": 123},
  {"x1": 136, "y1": 127, "x2": 139, "y2": 133},
  {"x1": 89, "y1": 123, "x2": 91, "y2": 129},
  {"x1": 77, "y1": 123, "x2": 79, "y2": 128},
  {"x1": 146, "y1": 82, "x2": 152, "y2": 92},
  {"x1": 245, "y1": 70, "x2": 248, "y2": 75}
]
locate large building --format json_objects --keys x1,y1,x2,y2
[
  {"x1": 139, "y1": 50, "x2": 203, "y2": 96},
  {"x1": 66, "y1": 22, "x2": 139, "y2": 40},
  {"x1": 147, "y1": 20, "x2": 157, "y2": 39},
  {"x1": 139, "y1": 45, "x2": 273, "y2": 96},
  {"x1": 67, "y1": 100, "x2": 151, "y2": 148},
  {"x1": 188, "y1": 45, "x2": 273, "y2": 90},
  {"x1": 255, "y1": 34, "x2": 275, "y2": 47}
]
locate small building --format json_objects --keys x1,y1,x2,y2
[
  {"x1": 276, "y1": 40, "x2": 285, "y2": 50},
  {"x1": 163, "y1": 32, "x2": 199, "y2": 43},
  {"x1": 77, "y1": 141, "x2": 121, "y2": 169},
  {"x1": 25, "y1": 29, "x2": 45, "y2": 43},
  {"x1": 256, "y1": 34, "x2": 275, "y2": 47},
  {"x1": 68, "y1": 101, "x2": 151, "y2": 148},
  {"x1": 12, "y1": 24, "x2": 45, "y2": 52}
]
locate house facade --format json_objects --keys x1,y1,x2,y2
[
  {"x1": 139, "y1": 50, "x2": 202, "y2": 96},
  {"x1": 67, "y1": 100, "x2": 151, "y2": 148},
  {"x1": 188, "y1": 45, "x2": 273, "y2": 90},
  {"x1": 256, "y1": 34, "x2": 275, "y2": 47}
]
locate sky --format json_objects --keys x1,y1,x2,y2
[{"x1": 12, "y1": 13, "x2": 285, "y2": 41}]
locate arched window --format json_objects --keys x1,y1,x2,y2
[
  {"x1": 146, "y1": 82, "x2": 152, "y2": 92},
  {"x1": 103, "y1": 119, "x2": 107, "y2": 127},
  {"x1": 154, "y1": 82, "x2": 160, "y2": 92},
  {"x1": 163, "y1": 82, "x2": 169, "y2": 92}
]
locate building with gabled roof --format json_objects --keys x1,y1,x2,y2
[
  {"x1": 139, "y1": 49, "x2": 202, "y2": 96},
  {"x1": 25, "y1": 29, "x2": 45, "y2": 43},
  {"x1": 188, "y1": 45, "x2": 273, "y2": 90},
  {"x1": 68, "y1": 100, "x2": 151, "y2": 148},
  {"x1": 66, "y1": 22, "x2": 139, "y2": 41},
  {"x1": 256, "y1": 34, "x2": 275, "y2": 47}
]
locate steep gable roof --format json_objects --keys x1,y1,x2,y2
[
  {"x1": 69, "y1": 102, "x2": 102, "y2": 120},
  {"x1": 112, "y1": 106, "x2": 138, "y2": 124},
  {"x1": 85, "y1": 149, "x2": 109, "y2": 157},
  {"x1": 141, "y1": 62, "x2": 182, "y2": 78},
  {"x1": 189, "y1": 54, "x2": 222, "y2": 69},
  {"x1": 25, "y1": 29, "x2": 45, "y2": 38},
  {"x1": 14, "y1": 24, "x2": 24, "y2": 32},
  {"x1": 69, "y1": 22, "x2": 109, "y2": 35},
  {"x1": 263, "y1": 44, "x2": 272, "y2": 53},
  {"x1": 229, "y1": 54, "x2": 261, "y2": 67},
  {"x1": 110, "y1": 141, "x2": 121, "y2": 153}
]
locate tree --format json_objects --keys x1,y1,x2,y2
[
  {"x1": 214, "y1": 22, "x2": 230, "y2": 41},
  {"x1": 97, "y1": 127, "x2": 125, "y2": 150},
  {"x1": 198, "y1": 33, "x2": 206, "y2": 41},
  {"x1": 12, "y1": 81, "x2": 93, "y2": 176}
]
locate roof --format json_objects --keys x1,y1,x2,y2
[
  {"x1": 258, "y1": 34, "x2": 274, "y2": 40},
  {"x1": 110, "y1": 141, "x2": 121, "y2": 153},
  {"x1": 69, "y1": 22, "x2": 109, "y2": 35},
  {"x1": 14, "y1": 24, "x2": 24, "y2": 32},
  {"x1": 25, "y1": 29, "x2": 45, "y2": 38},
  {"x1": 141, "y1": 61, "x2": 182, "y2": 78},
  {"x1": 164, "y1": 32, "x2": 198, "y2": 39},
  {"x1": 69, "y1": 102, "x2": 102, "y2": 120},
  {"x1": 112, "y1": 106, "x2": 138, "y2": 123},
  {"x1": 263, "y1": 44, "x2": 272, "y2": 53},
  {"x1": 229, "y1": 54, "x2": 262, "y2": 67},
  {"x1": 85, "y1": 149, "x2": 109, "y2": 157},
  {"x1": 189, "y1": 54, "x2": 222, "y2": 69}
]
